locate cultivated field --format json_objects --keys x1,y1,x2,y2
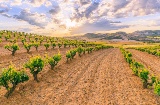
[{"x1": 0, "y1": 30, "x2": 160, "y2": 105}]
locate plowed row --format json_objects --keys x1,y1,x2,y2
[{"x1": 0, "y1": 48, "x2": 160, "y2": 105}]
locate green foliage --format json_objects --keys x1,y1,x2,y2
[
  {"x1": 24, "y1": 43, "x2": 32, "y2": 53},
  {"x1": 66, "y1": 49, "x2": 77, "y2": 62},
  {"x1": 77, "y1": 46, "x2": 83, "y2": 57},
  {"x1": 86, "y1": 47, "x2": 94, "y2": 54},
  {"x1": 35, "y1": 37, "x2": 39, "y2": 41},
  {"x1": 44, "y1": 43, "x2": 50, "y2": 50},
  {"x1": 70, "y1": 49, "x2": 77, "y2": 59},
  {"x1": 139, "y1": 69, "x2": 149, "y2": 88},
  {"x1": 47, "y1": 53, "x2": 61, "y2": 70},
  {"x1": 130, "y1": 61, "x2": 143, "y2": 76},
  {"x1": 120, "y1": 48, "x2": 151, "y2": 89},
  {"x1": 24, "y1": 56, "x2": 44, "y2": 82},
  {"x1": 58, "y1": 43, "x2": 62, "y2": 48},
  {"x1": 4, "y1": 35, "x2": 10, "y2": 41},
  {"x1": 64, "y1": 42, "x2": 68, "y2": 48},
  {"x1": 21, "y1": 38, "x2": 26, "y2": 45},
  {"x1": 0, "y1": 64, "x2": 29, "y2": 98},
  {"x1": 33, "y1": 42, "x2": 40, "y2": 51},
  {"x1": 51, "y1": 42, "x2": 56, "y2": 49},
  {"x1": 151, "y1": 76, "x2": 156, "y2": 85},
  {"x1": 4, "y1": 43, "x2": 20, "y2": 56},
  {"x1": 95, "y1": 45, "x2": 102, "y2": 51},
  {"x1": 66, "y1": 51, "x2": 72, "y2": 62},
  {"x1": 154, "y1": 83, "x2": 160, "y2": 96}
]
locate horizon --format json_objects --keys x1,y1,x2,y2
[{"x1": 0, "y1": 0, "x2": 160, "y2": 37}]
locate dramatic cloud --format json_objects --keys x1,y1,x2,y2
[
  {"x1": 84, "y1": 1, "x2": 100, "y2": 18},
  {"x1": 0, "y1": 0, "x2": 160, "y2": 36},
  {"x1": 14, "y1": 9, "x2": 48, "y2": 28},
  {"x1": 111, "y1": 0, "x2": 129, "y2": 12}
]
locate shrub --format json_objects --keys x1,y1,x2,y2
[
  {"x1": 44, "y1": 43, "x2": 50, "y2": 50},
  {"x1": 77, "y1": 46, "x2": 83, "y2": 57},
  {"x1": 86, "y1": 47, "x2": 93, "y2": 54},
  {"x1": 21, "y1": 38, "x2": 26, "y2": 45},
  {"x1": 24, "y1": 56, "x2": 44, "y2": 82},
  {"x1": 0, "y1": 64, "x2": 29, "y2": 98},
  {"x1": 154, "y1": 83, "x2": 160, "y2": 96},
  {"x1": 51, "y1": 42, "x2": 56, "y2": 49},
  {"x1": 33, "y1": 42, "x2": 40, "y2": 51},
  {"x1": 24, "y1": 43, "x2": 32, "y2": 53},
  {"x1": 64, "y1": 42, "x2": 68, "y2": 48},
  {"x1": 130, "y1": 61, "x2": 143, "y2": 76},
  {"x1": 70, "y1": 49, "x2": 77, "y2": 59},
  {"x1": 66, "y1": 51, "x2": 71, "y2": 62},
  {"x1": 4, "y1": 43, "x2": 19, "y2": 56},
  {"x1": 5, "y1": 35, "x2": 10, "y2": 41},
  {"x1": 58, "y1": 43, "x2": 62, "y2": 48},
  {"x1": 47, "y1": 53, "x2": 61, "y2": 70},
  {"x1": 139, "y1": 69, "x2": 149, "y2": 88}
]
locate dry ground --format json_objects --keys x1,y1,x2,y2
[
  {"x1": 0, "y1": 47, "x2": 160, "y2": 105},
  {"x1": 128, "y1": 49, "x2": 160, "y2": 77}
]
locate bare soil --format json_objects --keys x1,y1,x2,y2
[
  {"x1": 128, "y1": 49, "x2": 160, "y2": 77},
  {"x1": 0, "y1": 48, "x2": 159, "y2": 105}
]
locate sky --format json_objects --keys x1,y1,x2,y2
[{"x1": 0, "y1": 0, "x2": 160, "y2": 37}]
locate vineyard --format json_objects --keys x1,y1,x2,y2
[{"x1": 0, "y1": 30, "x2": 160, "y2": 104}]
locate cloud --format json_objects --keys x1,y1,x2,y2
[
  {"x1": 71, "y1": 0, "x2": 101, "y2": 21},
  {"x1": 25, "y1": 0, "x2": 47, "y2": 7},
  {"x1": 111, "y1": 0, "x2": 129, "y2": 12},
  {"x1": 71, "y1": 18, "x2": 129, "y2": 34},
  {"x1": 0, "y1": 0, "x2": 9, "y2": 3},
  {"x1": 14, "y1": 9, "x2": 48, "y2": 28},
  {"x1": 1, "y1": 13, "x2": 11, "y2": 18},
  {"x1": 0, "y1": 0, "x2": 160, "y2": 36},
  {"x1": 49, "y1": 7, "x2": 60, "y2": 15},
  {"x1": 84, "y1": 1, "x2": 100, "y2": 18},
  {"x1": 49, "y1": 1, "x2": 61, "y2": 15},
  {"x1": 79, "y1": 0, "x2": 90, "y2": 5},
  {"x1": 0, "y1": 4, "x2": 9, "y2": 13},
  {"x1": 11, "y1": 0, "x2": 22, "y2": 6},
  {"x1": 45, "y1": 1, "x2": 52, "y2": 7},
  {"x1": 110, "y1": 0, "x2": 160, "y2": 18}
]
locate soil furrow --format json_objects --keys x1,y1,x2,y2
[
  {"x1": 1, "y1": 48, "x2": 160, "y2": 105},
  {"x1": 49, "y1": 49, "x2": 114, "y2": 105},
  {"x1": 61, "y1": 49, "x2": 114, "y2": 105},
  {"x1": 128, "y1": 49, "x2": 160, "y2": 77}
]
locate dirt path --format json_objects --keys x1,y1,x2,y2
[
  {"x1": 0, "y1": 48, "x2": 159, "y2": 105},
  {"x1": 128, "y1": 49, "x2": 160, "y2": 77}
]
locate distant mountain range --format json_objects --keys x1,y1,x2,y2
[{"x1": 80, "y1": 30, "x2": 160, "y2": 42}]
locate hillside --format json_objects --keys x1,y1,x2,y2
[{"x1": 68, "y1": 30, "x2": 160, "y2": 43}]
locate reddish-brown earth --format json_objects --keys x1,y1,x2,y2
[{"x1": 0, "y1": 47, "x2": 160, "y2": 105}]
